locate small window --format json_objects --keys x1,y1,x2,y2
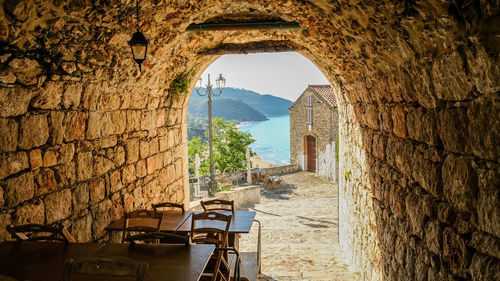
[
  {"x1": 306, "y1": 95, "x2": 312, "y2": 106},
  {"x1": 306, "y1": 108, "x2": 312, "y2": 124}
]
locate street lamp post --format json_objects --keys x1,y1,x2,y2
[{"x1": 194, "y1": 73, "x2": 226, "y2": 193}]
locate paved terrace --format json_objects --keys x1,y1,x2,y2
[{"x1": 239, "y1": 172, "x2": 361, "y2": 281}]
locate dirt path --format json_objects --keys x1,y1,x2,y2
[{"x1": 239, "y1": 171, "x2": 361, "y2": 281}]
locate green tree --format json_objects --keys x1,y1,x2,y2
[
  {"x1": 187, "y1": 137, "x2": 209, "y2": 176},
  {"x1": 211, "y1": 118, "x2": 255, "y2": 173}
]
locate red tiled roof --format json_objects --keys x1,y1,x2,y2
[{"x1": 309, "y1": 85, "x2": 337, "y2": 107}]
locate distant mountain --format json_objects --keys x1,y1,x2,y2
[
  {"x1": 190, "y1": 87, "x2": 293, "y2": 117},
  {"x1": 188, "y1": 98, "x2": 268, "y2": 122}
]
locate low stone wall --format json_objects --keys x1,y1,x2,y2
[{"x1": 189, "y1": 185, "x2": 261, "y2": 211}]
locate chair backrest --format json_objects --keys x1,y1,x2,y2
[
  {"x1": 190, "y1": 211, "x2": 232, "y2": 247},
  {"x1": 6, "y1": 224, "x2": 75, "y2": 243},
  {"x1": 63, "y1": 255, "x2": 148, "y2": 281},
  {"x1": 122, "y1": 210, "x2": 162, "y2": 243},
  {"x1": 151, "y1": 202, "x2": 184, "y2": 212},
  {"x1": 191, "y1": 212, "x2": 232, "y2": 281},
  {"x1": 126, "y1": 231, "x2": 189, "y2": 247},
  {"x1": 200, "y1": 199, "x2": 234, "y2": 212}
]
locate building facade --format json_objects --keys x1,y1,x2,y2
[{"x1": 289, "y1": 85, "x2": 339, "y2": 180}]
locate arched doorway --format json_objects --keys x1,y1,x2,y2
[{"x1": 306, "y1": 135, "x2": 317, "y2": 172}]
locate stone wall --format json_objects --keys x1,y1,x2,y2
[
  {"x1": 0, "y1": 1, "x2": 498, "y2": 280},
  {"x1": 290, "y1": 87, "x2": 339, "y2": 176},
  {"x1": 338, "y1": 40, "x2": 500, "y2": 280}
]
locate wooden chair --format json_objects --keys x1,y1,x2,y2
[
  {"x1": 63, "y1": 255, "x2": 148, "y2": 281},
  {"x1": 6, "y1": 224, "x2": 76, "y2": 243},
  {"x1": 122, "y1": 210, "x2": 162, "y2": 243},
  {"x1": 126, "y1": 231, "x2": 189, "y2": 247},
  {"x1": 201, "y1": 199, "x2": 235, "y2": 213},
  {"x1": 191, "y1": 212, "x2": 232, "y2": 281},
  {"x1": 152, "y1": 202, "x2": 184, "y2": 212}
]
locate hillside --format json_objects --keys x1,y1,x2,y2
[
  {"x1": 188, "y1": 98, "x2": 268, "y2": 122},
  {"x1": 190, "y1": 87, "x2": 292, "y2": 117}
]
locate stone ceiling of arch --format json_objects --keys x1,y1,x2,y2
[{"x1": 1, "y1": 1, "x2": 496, "y2": 96}]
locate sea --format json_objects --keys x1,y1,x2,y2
[{"x1": 239, "y1": 114, "x2": 290, "y2": 165}]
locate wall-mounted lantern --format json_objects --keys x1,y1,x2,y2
[{"x1": 128, "y1": 0, "x2": 149, "y2": 72}]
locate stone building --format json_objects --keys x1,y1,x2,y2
[
  {"x1": 0, "y1": 1, "x2": 498, "y2": 281},
  {"x1": 289, "y1": 85, "x2": 339, "y2": 180}
]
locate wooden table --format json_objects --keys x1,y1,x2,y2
[
  {"x1": 176, "y1": 211, "x2": 256, "y2": 234},
  {"x1": 94, "y1": 243, "x2": 214, "y2": 281},
  {"x1": 106, "y1": 210, "x2": 193, "y2": 232},
  {"x1": 0, "y1": 241, "x2": 214, "y2": 281},
  {"x1": 0, "y1": 241, "x2": 104, "y2": 281}
]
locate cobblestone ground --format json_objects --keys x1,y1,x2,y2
[{"x1": 239, "y1": 171, "x2": 361, "y2": 281}]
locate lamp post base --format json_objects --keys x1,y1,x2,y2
[{"x1": 208, "y1": 180, "x2": 218, "y2": 195}]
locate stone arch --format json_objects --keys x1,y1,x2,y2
[{"x1": 0, "y1": 1, "x2": 498, "y2": 281}]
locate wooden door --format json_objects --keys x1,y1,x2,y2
[{"x1": 306, "y1": 136, "x2": 316, "y2": 172}]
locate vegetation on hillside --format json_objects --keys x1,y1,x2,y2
[{"x1": 188, "y1": 117, "x2": 255, "y2": 176}]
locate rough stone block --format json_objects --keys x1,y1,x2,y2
[
  {"x1": 126, "y1": 110, "x2": 141, "y2": 132},
  {"x1": 48, "y1": 111, "x2": 65, "y2": 145},
  {"x1": 29, "y1": 149, "x2": 42, "y2": 170},
  {"x1": 64, "y1": 111, "x2": 87, "y2": 141},
  {"x1": 5, "y1": 172, "x2": 34, "y2": 207},
  {"x1": 110, "y1": 195, "x2": 123, "y2": 222},
  {"x1": 411, "y1": 151, "x2": 442, "y2": 198},
  {"x1": 443, "y1": 227, "x2": 468, "y2": 277},
  {"x1": 468, "y1": 96, "x2": 499, "y2": 160},
  {"x1": 0, "y1": 118, "x2": 18, "y2": 152},
  {"x1": 477, "y1": 165, "x2": 500, "y2": 238},
  {"x1": 19, "y1": 114, "x2": 49, "y2": 149},
  {"x1": 114, "y1": 146, "x2": 125, "y2": 166},
  {"x1": 126, "y1": 138, "x2": 140, "y2": 164},
  {"x1": 391, "y1": 106, "x2": 407, "y2": 138},
  {"x1": 470, "y1": 231, "x2": 500, "y2": 260},
  {"x1": 30, "y1": 81, "x2": 63, "y2": 109},
  {"x1": 89, "y1": 177, "x2": 105, "y2": 203},
  {"x1": 13, "y1": 200, "x2": 45, "y2": 225},
  {"x1": 149, "y1": 139, "x2": 159, "y2": 155},
  {"x1": 110, "y1": 170, "x2": 122, "y2": 193},
  {"x1": 93, "y1": 155, "x2": 115, "y2": 176},
  {"x1": 73, "y1": 182, "x2": 89, "y2": 212},
  {"x1": 405, "y1": 192, "x2": 426, "y2": 238},
  {"x1": 469, "y1": 252, "x2": 500, "y2": 281},
  {"x1": 424, "y1": 220, "x2": 442, "y2": 255},
  {"x1": 437, "y1": 107, "x2": 471, "y2": 154},
  {"x1": 0, "y1": 151, "x2": 29, "y2": 180},
  {"x1": 406, "y1": 107, "x2": 439, "y2": 146},
  {"x1": 81, "y1": 83, "x2": 99, "y2": 110},
  {"x1": 139, "y1": 140, "x2": 149, "y2": 159},
  {"x1": 0, "y1": 87, "x2": 32, "y2": 117},
  {"x1": 101, "y1": 136, "x2": 117, "y2": 148},
  {"x1": 44, "y1": 188, "x2": 72, "y2": 224},
  {"x1": 86, "y1": 111, "x2": 101, "y2": 139},
  {"x1": 432, "y1": 51, "x2": 473, "y2": 101},
  {"x1": 58, "y1": 143, "x2": 75, "y2": 164},
  {"x1": 34, "y1": 168, "x2": 57, "y2": 196},
  {"x1": 62, "y1": 83, "x2": 82, "y2": 109},
  {"x1": 53, "y1": 162, "x2": 76, "y2": 188},
  {"x1": 146, "y1": 156, "x2": 155, "y2": 174},
  {"x1": 389, "y1": 184, "x2": 406, "y2": 219},
  {"x1": 42, "y1": 150, "x2": 58, "y2": 167},
  {"x1": 0, "y1": 214, "x2": 12, "y2": 241},
  {"x1": 77, "y1": 152, "x2": 93, "y2": 181},
  {"x1": 99, "y1": 93, "x2": 121, "y2": 111},
  {"x1": 72, "y1": 214, "x2": 92, "y2": 242},
  {"x1": 91, "y1": 199, "x2": 111, "y2": 239},
  {"x1": 110, "y1": 110, "x2": 126, "y2": 135},
  {"x1": 442, "y1": 155, "x2": 477, "y2": 213},
  {"x1": 122, "y1": 164, "x2": 136, "y2": 185},
  {"x1": 136, "y1": 160, "x2": 146, "y2": 178}
]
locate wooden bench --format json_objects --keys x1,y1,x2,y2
[{"x1": 229, "y1": 252, "x2": 258, "y2": 281}]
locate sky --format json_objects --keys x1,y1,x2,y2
[{"x1": 200, "y1": 52, "x2": 329, "y2": 102}]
